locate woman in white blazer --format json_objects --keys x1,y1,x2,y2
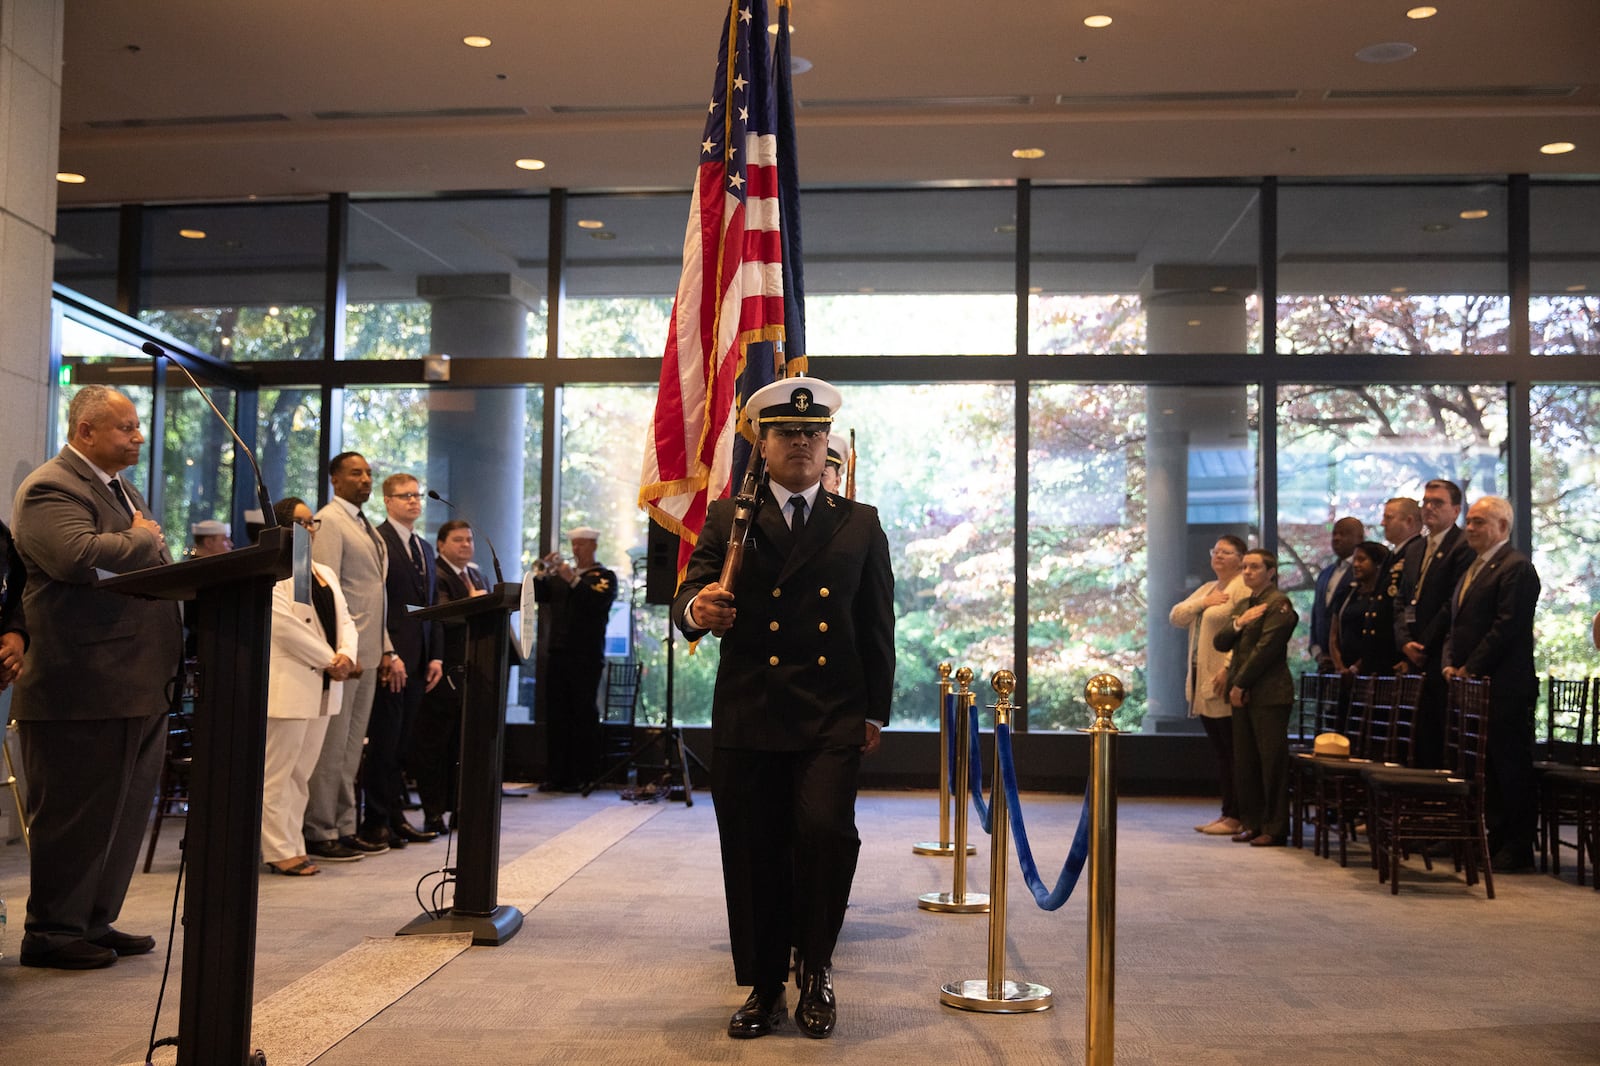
[
  {"x1": 262, "y1": 497, "x2": 359, "y2": 876},
  {"x1": 1168, "y1": 534, "x2": 1251, "y2": 837}
]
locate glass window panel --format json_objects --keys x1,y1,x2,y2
[
  {"x1": 1277, "y1": 183, "x2": 1510, "y2": 354},
  {"x1": 57, "y1": 315, "x2": 154, "y2": 496},
  {"x1": 341, "y1": 385, "x2": 544, "y2": 721},
  {"x1": 346, "y1": 197, "x2": 550, "y2": 361},
  {"x1": 162, "y1": 372, "x2": 237, "y2": 557},
  {"x1": 1530, "y1": 183, "x2": 1600, "y2": 354},
  {"x1": 803, "y1": 189, "x2": 1018, "y2": 356},
  {"x1": 256, "y1": 387, "x2": 324, "y2": 517},
  {"x1": 137, "y1": 203, "x2": 329, "y2": 361},
  {"x1": 1276, "y1": 383, "x2": 1508, "y2": 672},
  {"x1": 1029, "y1": 384, "x2": 1258, "y2": 734},
  {"x1": 1030, "y1": 185, "x2": 1263, "y2": 355},
  {"x1": 1529, "y1": 387, "x2": 1600, "y2": 697},
  {"x1": 54, "y1": 208, "x2": 121, "y2": 306}
]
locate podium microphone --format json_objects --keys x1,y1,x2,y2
[
  {"x1": 140, "y1": 341, "x2": 278, "y2": 529},
  {"x1": 426, "y1": 489, "x2": 505, "y2": 585}
]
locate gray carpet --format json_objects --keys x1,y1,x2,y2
[{"x1": 2, "y1": 790, "x2": 1597, "y2": 1064}]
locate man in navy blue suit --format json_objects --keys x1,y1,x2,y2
[{"x1": 1309, "y1": 517, "x2": 1363, "y2": 669}]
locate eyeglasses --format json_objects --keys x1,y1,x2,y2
[
  {"x1": 386, "y1": 492, "x2": 425, "y2": 501},
  {"x1": 297, "y1": 518, "x2": 323, "y2": 530}
]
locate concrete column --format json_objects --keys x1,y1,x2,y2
[
  {"x1": 0, "y1": 0, "x2": 64, "y2": 517},
  {"x1": 1142, "y1": 265, "x2": 1253, "y2": 732},
  {"x1": 418, "y1": 273, "x2": 534, "y2": 582}
]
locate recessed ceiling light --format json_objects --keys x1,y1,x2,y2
[
  {"x1": 220, "y1": 337, "x2": 232, "y2": 346},
  {"x1": 514, "y1": 158, "x2": 546, "y2": 171},
  {"x1": 56, "y1": 172, "x2": 87, "y2": 184},
  {"x1": 1565, "y1": 284, "x2": 1588, "y2": 293},
  {"x1": 1186, "y1": 319, "x2": 1203, "y2": 327},
  {"x1": 1405, "y1": 6, "x2": 1437, "y2": 19},
  {"x1": 589, "y1": 230, "x2": 616, "y2": 241},
  {"x1": 1209, "y1": 285, "x2": 1229, "y2": 293},
  {"x1": 576, "y1": 219, "x2": 605, "y2": 230},
  {"x1": 178, "y1": 228, "x2": 207, "y2": 239},
  {"x1": 1356, "y1": 41, "x2": 1418, "y2": 63},
  {"x1": 1012, "y1": 147, "x2": 1045, "y2": 160},
  {"x1": 767, "y1": 22, "x2": 793, "y2": 34},
  {"x1": 1028, "y1": 286, "x2": 1043, "y2": 294},
  {"x1": 1458, "y1": 209, "x2": 1489, "y2": 220},
  {"x1": 462, "y1": 35, "x2": 492, "y2": 48},
  {"x1": 1421, "y1": 222, "x2": 1451, "y2": 233},
  {"x1": 994, "y1": 224, "x2": 1017, "y2": 234},
  {"x1": 268, "y1": 306, "x2": 281, "y2": 316},
  {"x1": 1390, "y1": 286, "x2": 1409, "y2": 294},
  {"x1": 1083, "y1": 15, "x2": 1113, "y2": 28},
  {"x1": 1540, "y1": 141, "x2": 1576, "y2": 155}
]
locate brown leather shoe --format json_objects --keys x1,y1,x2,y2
[
  {"x1": 728, "y1": 985, "x2": 786, "y2": 1039},
  {"x1": 1249, "y1": 833, "x2": 1282, "y2": 847}
]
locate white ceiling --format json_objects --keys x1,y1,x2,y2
[{"x1": 56, "y1": 0, "x2": 1600, "y2": 206}]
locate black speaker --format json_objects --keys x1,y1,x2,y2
[{"x1": 645, "y1": 519, "x2": 678, "y2": 605}]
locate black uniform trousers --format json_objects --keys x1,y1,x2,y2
[
  {"x1": 543, "y1": 651, "x2": 605, "y2": 788},
  {"x1": 19, "y1": 714, "x2": 166, "y2": 950},
  {"x1": 710, "y1": 744, "x2": 862, "y2": 990}
]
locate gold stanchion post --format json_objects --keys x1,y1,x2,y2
[
  {"x1": 918, "y1": 668, "x2": 989, "y2": 913},
  {"x1": 940, "y1": 670, "x2": 1052, "y2": 1013},
  {"x1": 1083, "y1": 673, "x2": 1124, "y2": 1066},
  {"x1": 915, "y1": 662, "x2": 975, "y2": 856}
]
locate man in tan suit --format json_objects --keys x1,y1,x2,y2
[
  {"x1": 303, "y1": 452, "x2": 398, "y2": 862},
  {"x1": 10, "y1": 385, "x2": 183, "y2": 969}
]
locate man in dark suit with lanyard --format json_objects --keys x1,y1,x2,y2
[
  {"x1": 674, "y1": 377, "x2": 895, "y2": 1041},
  {"x1": 1442, "y1": 495, "x2": 1541, "y2": 872},
  {"x1": 1397, "y1": 478, "x2": 1474, "y2": 767},
  {"x1": 362, "y1": 472, "x2": 443, "y2": 849},
  {"x1": 10, "y1": 385, "x2": 183, "y2": 969}
]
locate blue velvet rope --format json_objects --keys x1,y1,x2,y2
[
  {"x1": 996, "y1": 722, "x2": 1091, "y2": 911},
  {"x1": 967, "y1": 703, "x2": 993, "y2": 834}
]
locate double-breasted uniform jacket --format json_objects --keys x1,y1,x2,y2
[
  {"x1": 376, "y1": 519, "x2": 443, "y2": 672},
  {"x1": 10, "y1": 448, "x2": 182, "y2": 721},
  {"x1": 311, "y1": 498, "x2": 392, "y2": 666},
  {"x1": 1214, "y1": 585, "x2": 1299, "y2": 708},
  {"x1": 535, "y1": 563, "x2": 617, "y2": 655},
  {"x1": 673, "y1": 483, "x2": 896, "y2": 751},
  {"x1": 1394, "y1": 524, "x2": 1472, "y2": 660}
]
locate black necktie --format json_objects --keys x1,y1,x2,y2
[
  {"x1": 356, "y1": 510, "x2": 382, "y2": 554},
  {"x1": 789, "y1": 494, "x2": 807, "y2": 533},
  {"x1": 409, "y1": 533, "x2": 426, "y2": 575},
  {"x1": 108, "y1": 477, "x2": 135, "y2": 517}
]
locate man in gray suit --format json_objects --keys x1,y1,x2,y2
[
  {"x1": 303, "y1": 451, "x2": 399, "y2": 861},
  {"x1": 10, "y1": 385, "x2": 183, "y2": 969}
]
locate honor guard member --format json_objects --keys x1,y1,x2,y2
[
  {"x1": 534, "y1": 527, "x2": 617, "y2": 792},
  {"x1": 674, "y1": 377, "x2": 895, "y2": 1041},
  {"x1": 820, "y1": 434, "x2": 846, "y2": 494}
]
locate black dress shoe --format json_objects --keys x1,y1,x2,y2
[
  {"x1": 20, "y1": 938, "x2": 118, "y2": 970},
  {"x1": 422, "y1": 816, "x2": 449, "y2": 835},
  {"x1": 1491, "y1": 848, "x2": 1536, "y2": 872},
  {"x1": 394, "y1": 821, "x2": 439, "y2": 843},
  {"x1": 728, "y1": 985, "x2": 786, "y2": 1039},
  {"x1": 346, "y1": 831, "x2": 392, "y2": 853},
  {"x1": 795, "y1": 964, "x2": 836, "y2": 1039},
  {"x1": 307, "y1": 838, "x2": 365, "y2": 862},
  {"x1": 89, "y1": 929, "x2": 157, "y2": 956}
]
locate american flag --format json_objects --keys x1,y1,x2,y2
[{"x1": 639, "y1": 0, "x2": 805, "y2": 582}]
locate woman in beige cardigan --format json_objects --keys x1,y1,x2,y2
[{"x1": 1169, "y1": 534, "x2": 1250, "y2": 836}]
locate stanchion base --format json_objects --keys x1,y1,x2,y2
[
  {"x1": 939, "y1": 978, "x2": 1053, "y2": 1013},
  {"x1": 396, "y1": 904, "x2": 523, "y2": 946},
  {"x1": 917, "y1": 891, "x2": 990, "y2": 913},
  {"x1": 912, "y1": 841, "x2": 978, "y2": 856}
]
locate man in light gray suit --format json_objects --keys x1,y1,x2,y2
[
  {"x1": 11, "y1": 385, "x2": 183, "y2": 969},
  {"x1": 303, "y1": 451, "x2": 399, "y2": 861}
]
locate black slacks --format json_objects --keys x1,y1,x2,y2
[
  {"x1": 710, "y1": 745, "x2": 862, "y2": 989},
  {"x1": 18, "y1": 713, "x2": 167, "y2": 951},
  {"x1": 543, "y1": 651, "x2": 604, "y2": 788},
  {"x1": 364, "y1": 666, "x2": 426, "y2": 831},
  {"x1": 408, "y1": 680, "x2": 463, "y2": 821}
]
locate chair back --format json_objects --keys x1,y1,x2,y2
[
  {"x1": 1344, "y1": 674, "x2": 1380, "y2": 758},
  {"x1": 1378, "y1": 673, "x2": 1423, "y2": 766},
  {"x1": 1293, "y1": 672, "x2": 1321, "y2": 743},
  {"x1": 1314, "y1": 671, "x2": 1349, "y2": 735},
  {"x1": 1363, "y1": 674, "x2": 1413, "y2": 764},
  {"x1": 1543, "y1": 676, "x2": 1590, "y2": 764},
  {"x1": 603, "y1": 660, "x2": 643, "y2": 725},
  {"x1": 1446, "y1": 676, "x2": 1492, "y2": 786}
]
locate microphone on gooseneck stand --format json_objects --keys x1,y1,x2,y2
[
  {"x1": 141, "y1": 340, "x2": 278, "y2": 529},
  {"x1": 426, "y1": 489, "x2": 505, "y2": 585}
]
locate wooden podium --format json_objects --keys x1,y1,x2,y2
[
  {"x1": 98, "y1": 524, "x2": 294, "y2": 1066},
  {"x1": 395, "y1": 583, "x2": 523, "y2": 946}
]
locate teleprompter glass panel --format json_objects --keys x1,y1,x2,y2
[{"x1": 1277, "y1": 182, "x2": 1510, "y2": 354}]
